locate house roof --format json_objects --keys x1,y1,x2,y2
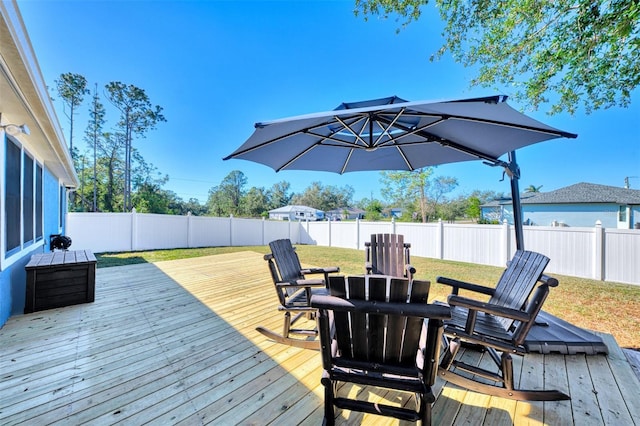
[
  {"x1": 269, "y1": 205, "x2": 322, "y2": 214},
  {"x1": 521, "y1": 182, "x2": 640, "y2": 205},
  {"x1": 326, "y1": 207, "x2": 365, "y2": 214},
  {"x1": 481, "y1": 182, "x2": 640, "y2": 208},
  {"x1": 1, "y1": 2, "x2": 78, "y2": 187}
]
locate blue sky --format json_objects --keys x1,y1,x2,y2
[{"x1": 18, "y1": 1, "x2": 640, "y2": 203}]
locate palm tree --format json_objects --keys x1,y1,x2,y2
[{"x1": 524, "y1": 185, "x2": 543, "y2": 193}]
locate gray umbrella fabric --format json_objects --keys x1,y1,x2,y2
[
  {"x1": 224, "y1": 95, "x2": 577, "y2": 249},
  {"x1": 224, "y1": 95, "x2": 577, "y2": 174}
]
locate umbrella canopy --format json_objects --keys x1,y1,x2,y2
[
  {"x1": 224, "y1": 95, "x2": 577, "y2": 174},
  {"x1": 224, "y1": 95, "x2": 578, "y2": 249}
]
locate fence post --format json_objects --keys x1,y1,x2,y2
[
  {"x1": 187, "y1": 211, "x2": 193, "y2": 248},
  {"x1": 229, "y1": 214, "x2": 234, "y2": 246},
  {"x1": 594, "y1": 220, "x2": 604, "y2": 280},
  {"x1": 328, "y1": 218, "x2": 332, "y2": 247},
  {"x1": 391, "y1": 217, "x2": 396, "y2": 234},
  {"x1": 131, "y1": 208, "x2": 137, "y2": 252},
  {"x1": 356, "y1": 217, "x2": 360, "y2": 249},
  {"x1": 501, "y1": 219, "x2": 510, "y2": 264},
  {"x1": 436, "y1": 219, "x2": 444, "y2": 259},
  {"x1": 262, "y1": 217, "x2": 266, "y2": 245}
]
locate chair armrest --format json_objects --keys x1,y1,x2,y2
[
  {"x1": 540, "y1": 274, "x2": 559, "y2": 287},
  {"x1": 437, "y1": 276, "x2": 496, "y2": 296},
  {"x1": 301, "y1": 266, "x2": 340, "y2": 275},
  {"x1": 311, "y1": 295, "x2": 451, "y2": 320},
  {"x1": 405, "y1": 263, "x2": 416, "y2": 275},
  {"x1": 275, "y1": 278, "x2": 326, "y2": 289},
  {"x1": 447, "y1": 295, "x2": 531, "y2": 322}
]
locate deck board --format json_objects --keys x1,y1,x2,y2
[{"x1": 1, "y1": 251, "x2": 638, "y2": 425}]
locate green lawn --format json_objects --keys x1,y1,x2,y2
[{"x1": 96, "y1": 245, "x2": 640, "y2": 349}]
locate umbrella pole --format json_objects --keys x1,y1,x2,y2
[{"x1": 508, "y1": 151, "x2": 524, "y2": 251}]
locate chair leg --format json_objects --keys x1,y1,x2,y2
[
  {"x1": 439, "y1": 337, "x2": 461, "y2": 370},
  {"x1": 502, "y1": 353, "x2": 514, "y2": 390},
  {"x1": 283, "y1": 312, "x2": 292, "y2": 338},
  {"x1": 321, "y1": 376, "x2": 335, "y2": 426}
]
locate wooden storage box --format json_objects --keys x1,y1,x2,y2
[{"x1": 25, "y1": 249, "x2": 96, "y2": 313}]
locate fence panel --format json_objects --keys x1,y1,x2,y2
[
  {"x1": 67, "y1": 212, "x2": 133, "y2": 253},
  {"x1": 135, "y1": 214, "x2": 188, "y2": 251},
  {"x1": 190, "y1": 216, "x2": 231, "y2": 247},
  {"x1": 327, "y1": 222, "x2": 358, "y2": 249},
  {"x1": 231, "y1": 218, "x2": 265, "y2": 246},
  {"x1": 524, "y1": 226, "x2": 595, "y2": 278},
  {"x1": 604, "y1": 229, "x2": 640, "y2": 285},
  {"x1": 443, "y1": 224, "x2": 505, "y2": 266},
  {"x1": 394, "y1": 222, "x2": 440, "y2": 259}
]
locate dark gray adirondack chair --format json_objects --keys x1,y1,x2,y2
[
  {"x1": 258, "y1": 239, "x2": 339, "y2": 349},
  {"x1": 437, "y1": 250, "x2": 570, "y2": 401},
  {"x1": 365, "y1": 233, "x2": 416, "y2": 280},
  {"x1": 311, "y1": 275, "x2": 451, "y2": 425}
]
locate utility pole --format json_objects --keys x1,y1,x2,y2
[{"x1": 624, "y1": 176, "x2": 639, "y2": 189}]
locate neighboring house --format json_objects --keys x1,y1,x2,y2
[
  {"x1": 268, "y1": 205, "x2": 324, "y2": 221},
  {"x1": 1, "y1": 3, "x2": 79, "y2": 327},
  {"x1": 481, "y1": 183, "x2": 640, "y2": 229},
  {"x1": 325, "y1": 207, "x2": 365, "y2": 221}
]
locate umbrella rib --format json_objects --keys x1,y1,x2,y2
[
  {"x1": 340, "y1": 148, "x2": 354, "y2": 174},
  {"x1": 275, "y1": 143, "x2": 318, "y2": 172},
  {"x1": 335, "y1": 116, "x2": 368, "y2": 146},
  {"x1": 372, "y1": 107, "x2": 406, "y2": 147}
]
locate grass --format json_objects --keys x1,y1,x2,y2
[{"x1": 96, "y1": 245, "x2": 640, "y2": 349}]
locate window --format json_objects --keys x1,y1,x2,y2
[
  {"x1": 4, "y1": 137, "x2": 44, "y2": 259},
  {"x1": 23, "y1": 152, "x2": 34, "y2": 243},
  {"x1": 36, "y1": 164, "x2": 43, "y2": 239},
  {"x1": 6, "y1": 139, "x2": 21, "y2": 253},
  {"x1": 619, "y1": 206, "x2": 627, "y2": 222}
]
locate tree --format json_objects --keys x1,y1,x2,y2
[
  {"x1": 380, "y1": 168, "x2": 434, "y2": 222},
  {"x1": 268, "y1": 181, "x2": 293, "y2": 209},
  {"x1": 290, "y1": 182, "x2": 354, "y2": 211},
  {"x1": 466, "y1": 196, "x2": 482, "y2": 222},
  {"x1": 364, "y1": 199, "x2": 384, "y2": 221},
  {"x1": 243, "y1": 187, "x2": 269, "y2": 217},
  {"x1": 55, "y1": 72, "x2": 89, "y2": 153},
  {"x1": 85, "y1": 84, "x2": 106, "y2": 211},
  {"x1": 355, "y1": 0, "x2": 640, "y2": 114},
  {"x1": 206, "y1": 170, "x2": 248, "y2": 216},
  {"x1": 525, "y1": 184, "x2": 544, "y2": 193},
  {"x1": 105, "y1": 82, "x2": 166, "y2": 211}
]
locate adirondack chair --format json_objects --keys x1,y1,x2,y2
[
  {"x1": 436, "y1": 250, "x2": 570, "y2": 401},
  {"x1": 257, "y1": 239, "x2": 340, "y2": 349},
  {"x1": 311, "y1": 275, "x2": 451, "y2": 425},
  {"x1": 365, "y1": 233, "x2": 416, "y2": 280}
]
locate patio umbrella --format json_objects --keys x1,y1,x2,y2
[{"x1": 224, "y1": 95, "x2": 578, "y2": 249}]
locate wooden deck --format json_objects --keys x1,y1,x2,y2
[{"x1": 1, "y1": 251, "x2": 638, "y2": 425}]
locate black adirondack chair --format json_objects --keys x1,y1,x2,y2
[
  {"x1": 365, "y1": 233, "x2": 416, "y2": 280},
  {"x1": 257, "y1": 239, "x2": 339, "y2": 349},
  {"x1": 436, "y1": 250, "x2": 570, "y2": 401},
  {"x1": 311, "y1": 275, "x2": 451, "y2": 425}
]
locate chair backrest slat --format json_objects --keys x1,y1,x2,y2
[
  {"x1": 490, "y1": 250, "x2": 550, "y2": 330},
  {"x1": 268, "y1": 239, "x2": 306, "y2": 298},
  {"x1": 370, "y1": 233, "x2": 405, "y2": 277},
  {"x1": 328, "y1": 275, "x2": 430, "y2": 366}
]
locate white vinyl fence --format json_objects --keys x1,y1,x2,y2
[{"x1": 67, "y1": 211, "x2": 640, "y2": 286}]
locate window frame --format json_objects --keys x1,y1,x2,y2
[{"x1": 2, "y1": 134, "x2": 45, "y2": 270}]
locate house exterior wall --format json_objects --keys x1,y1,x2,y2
[
  {"x1": 0, "y1": 2, "x2": 78, "y2": 327},
  {"x1": 0, "y1": 165, "x2": 67, "y2": 322},
  {"x1": 522, "y1": 203, "x2": 620, "y2": 228}
]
